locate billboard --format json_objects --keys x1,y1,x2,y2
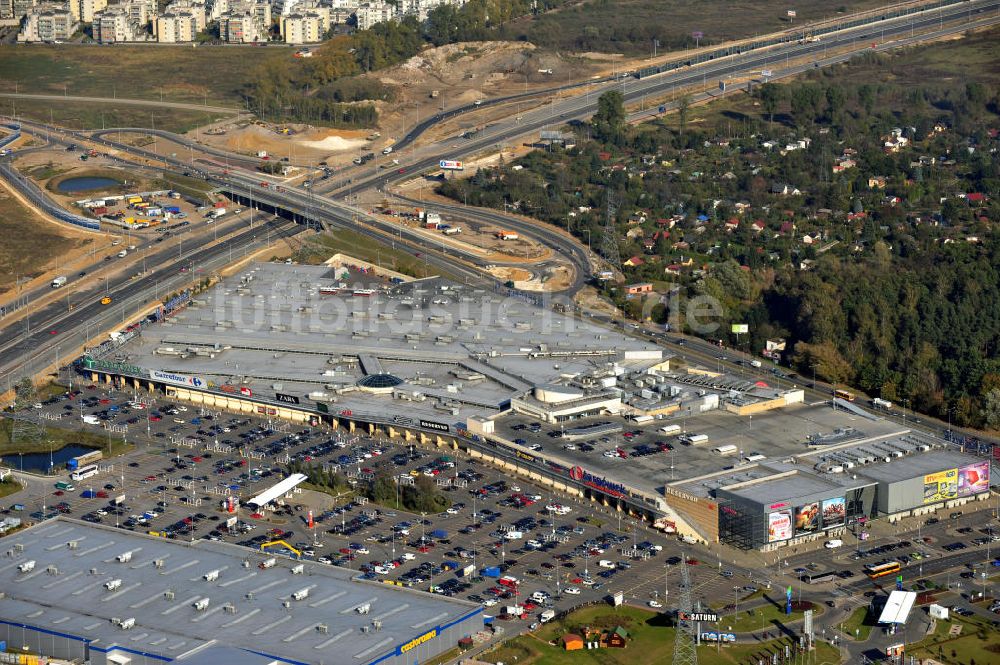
[
  {"x1": 821, "y1": 497, "x2": 846, "y2": 529},
  {"x1": 958, "y1": 461, "x2": 990, "y2": 496},
  {"x1": 439, "y1": 160, "x2": 464, "y2": 170},
  {"x1": 794, "y1": 503, "x2": 819, "y2": 533},
  {"x1": 768, "y1": 510, "x2": 793, "y2": 542},
  {"x1": 150, "y1": 369, "x2": 206, "y2": 388},
  {"x1": 731, "y1": 323, "x2": 749, "y2": 334},
  {"x1": 923, "y1": 468, "x2": 958, "y2": 504}
]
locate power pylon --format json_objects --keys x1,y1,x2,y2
[
  {"x1": 10, "y1": 377, "x2": 48, "y2": 451},
  {"x1": 599, "y1": 189, "x2": 621, "y2": 273},
  {"x1": 672, "y1": 550, "x2": 699, "y2": 665}
]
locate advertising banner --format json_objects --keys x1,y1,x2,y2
[
  {"x1": 958, "y1": 461, "x2": 990, "y2": 496},
  {"x1": 768, "y1": 510, "x2": 793, "y2": 542},
  {"x1": 150, "y1": 369, "x2": 206, "y2": 388},
  {"x1": 731, "y1": 323, "x2": 749, "y2": 334},
  {"x1": 821, "y1": 497, "x2": 846, "y2": 529},
  {"x1": 439, "y1": 160, "x2": 464, "y2": 170},
  {"x1": 923, "y1": 468, "x2": 958, "y2": 504},
  {"x1": 794, "y1": 503, "x2": 819, "y2": 533},
  {"x1": 275, "y1": 392, "x2": 300, "y2": 405}
]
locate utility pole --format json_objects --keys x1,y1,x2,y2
[{"x1": 673, "y1": 551, "x2": 699, "y2": 665}]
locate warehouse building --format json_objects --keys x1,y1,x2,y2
[
  {"x1": 712, "y1": 446, "x2": 993, "y2": 550},
  {"x1": 0, "y1": 518, "x2": 482, "y2": 665}
]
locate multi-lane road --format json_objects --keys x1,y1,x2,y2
[{"x1": 3, "y1": 0, "x2": 999, "y2": 406}]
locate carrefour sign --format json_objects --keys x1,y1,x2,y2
[
  {"x1": 150, "y1": 369, "x2": 206, "y2": 388},
  {"x1": 398, "y1": 628, "x2": 437, "y2": 654}
]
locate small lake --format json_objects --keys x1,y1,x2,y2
[
  {"x1": 56, "y1": 176, "x2": 121, "y2": 193},
  {"x1": 1, "y1": 444, "x2": 97, "y2": 474}
]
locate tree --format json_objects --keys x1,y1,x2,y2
[
  {"x1": 677, "y1": 94, "x2": 691, "y2": 135},
  {"x1": 983, "y1": 388, "x2": 1000, "y2": 430},
  {"x1": 759, "y1": 83, "x2": 783, "y2": 125},
  {"x1": 591, "y1": 90, "x2": 626, "y2": 144}
]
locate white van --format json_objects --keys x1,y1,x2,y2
[
  {"x1": 824, "y1": 539, "x2": 843, "y2": 549},
  {"x1": 598, "y1": 560, "x2": 615, "y2": 569}
]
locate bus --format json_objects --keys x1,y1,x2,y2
[
  {"x1": 54, "y1": 481, "x2": 75, "y2": 491},
  {"x1": 801, "y1": 571, "x2": 838, "y2": 585},
  {"x1": 834, "y1": 389, "x2": 856, "y2": 402},
  {"x1": 865, "y1": 561, "x2": 901, "y2": 579},
  {"x1": 70, "y1": 464, "x2": 99, "y2": 482},
  {"x1": 69, "y1": 449, "x2": 103, "y2": 469}
]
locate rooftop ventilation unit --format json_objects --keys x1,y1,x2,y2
[
  {"x1": 14, "y1": 544, "x2": 23, "y2": 553},
  {"x1": 223, "y1": 604, "x2": 236, "y2": 614},
  {"x1": 105, "y1": 579, "x2": 123, "y2": 591},
  {"x1": 119, "y1": 618, "x2": 135, "y2": 630},
  {"x1": 291, "y1": 588, "x2": 309, "y2": 601},
  {"x1": 154, "y1": 559, "x2": 165, "y2": 569},
  {"x1": 46, "y1": 566, "x2": 58, "y2": 575},
  {"x1": 282, "y1": 601, "x2": 291, "y2": 609},
  {"x1": 164, "y1": 590, "x2": 175, "y2": 600},
  {"x1": 192, "y1": 598, "x2": 209, "y2": 611},
  {"x1": 67, "y1": 541, "x2": 79, "y2": 550},
  {"x1": 116, "y1": 551, "x2": 133, "y2": 563},
  {"x1": 317, "y1": 624, "x2": 328, "y2": 634},
  {"x1": 291, "y1": 564, "x2": 304, "y2": 575},
  {"x1": 203, "y1": 570, "x2": 220, "y2": 582},
  {"x1": 17, "y1": 560, "x2": 35, "y2": 573},
  {"x1": 356, "y1": 603, "x2": 371, "y2": 615},
  {"x1": 89, "y1": 568, "x2": 98, "y2": 575}
]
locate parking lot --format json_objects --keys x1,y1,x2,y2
[{"x1": 5, "y1": 385, "x2": 753, "y2": 623}]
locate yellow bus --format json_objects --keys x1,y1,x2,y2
[
  {"x1": 834, "y1": 389, "x2": 855, "y2": 402},
  {"x1": 865, "y1": 561, "x2": 901, "y2": 579}
]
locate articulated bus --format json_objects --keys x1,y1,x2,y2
[
  {"x1": 834, "y1": 389, "x2": 856, "y2": 402},
  {"x1": 70, "y1": 464, "x2": 99, "y2": 482},
  {"x1": 865, "y1": 561, "x2": 901, "y2": 579}
]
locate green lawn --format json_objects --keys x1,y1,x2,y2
[
  {"x1": 0, "y1": 45, "x2": 284, "y2": 106},
  {"x1": 720, "y1": 600, "x2": 820, "y2": 633},
  {"x1": 906, "y1": 612, "x2": 1000, "y2": 665},
  {"x1": 841, "y1": 606, "x2": 874, "y2": 641},
  {"x1": 7, "y1": 99, "x2": 223, "y2": 135},
  {"x1": 0, "y1": 477, "x2": 23, "y2": 499},
  {"x1": 295, "y1": 228, "x2": 463, "y2": 281},
  {"x1": 482, "y1": 604, "x2": 843, "y2": 665},
  {"x1": 0, "y1": 182, "x2": 87, "y2": 296},
  {"x1": 0, "y1": 417, "x2": 135, "y2": 461}
]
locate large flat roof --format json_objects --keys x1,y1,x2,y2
[
  {"x1": 96, "y1": 262, "x2": 661, "y2": 422},
  {"x1": 0, "y1": 518, "x2": 480, "y2": 665}
]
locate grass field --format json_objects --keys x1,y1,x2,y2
[
  {"x1": 0, "y1": 182, "x2": 87, "y2": 296},
  {"x1": 720, "y1": 600, "x2": 820, "y2": 633},
  {"x1": 295, "y1": 228, "x2": 464, "y2": 281},
  {"x1": 683, "y1": 24, "x2": 1000, "y2": 132},
  {"x1": 0, "y1": 45, "x2": 285, "y2": 106},
  {"x1": 505, "y1": 0, "x2": 892, "y2": 56},
  {"x1": 841, "y1": 606, "x2": 875, "y2": 641},
  {"x1": 6, "y1": 99, "x2": 225, "y2": 135},
  {"x1": 0, "y1": 477, "x2": 23, "y2": 499},
  {"x1": 0, "y1": 417, "x2": 134, "y2": 459},
  {"x1": 906, "y1": 611, "x2": 1000, "y2": 664},
  {"x1": 483, "y1": 605, "x2": 843, "y2": 665}
]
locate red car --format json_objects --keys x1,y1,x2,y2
[{"x1": 53, "y1": 490, "x2": 64, "y2": 496}]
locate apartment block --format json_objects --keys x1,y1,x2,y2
[{"x1": 18, "y1": 3, "x2": 78, "y2": 41}]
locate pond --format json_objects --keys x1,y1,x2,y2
[
  {"x1": 1, "y1": 444, "x2": 97, "y2": 474},
  {"x1": 56, "y1": 176, "x2": 122, "y2": 193}
]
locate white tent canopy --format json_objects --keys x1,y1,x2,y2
[
  {"x1": 878, "y1": 590, "x2": 917, "y2": 625},
  {"x1": 248, "y1": 473, "x2": 308, "y2": 508}
]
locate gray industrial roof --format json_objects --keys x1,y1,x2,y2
[
  {"x1": 852, "y1": 449, "x2": 981, "y2": 484},
  {"x1": 716, "y1": 471, "x2": 851, "y2": 505},
  {"x1": 0, "y1": 518, "x2": 480, "y2": 665},
  {"x1": 99, "y1": 262, "x2": 662, "y2": 422}
]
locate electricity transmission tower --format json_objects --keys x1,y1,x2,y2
[
  {"x1": 672, "y1": 551, "x2": 699, "y2": 665},
  {"x1": 599, "y1": 189, "x2": 621, "y2": 273},
  {"x1": 10, "y1": 377, "x2": 48, "y2": 452}
]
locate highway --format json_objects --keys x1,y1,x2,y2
[{"x1": 0, "y1": 92, "x2": 241, "y2": 116}]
